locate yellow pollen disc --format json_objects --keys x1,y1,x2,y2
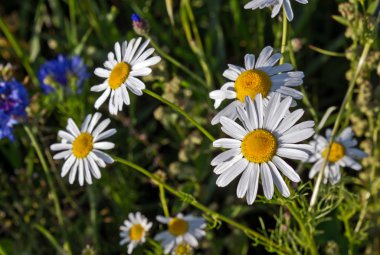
[
  {"x1": 322, "y1": 142, "x2": 345, "y2": 163},
  {"x1": 241, "y1": 129, "x2": 278, "y2": 163},
  {"x1": 129, "y1": 224, "x2": 145, "y2": 241},
  {"x1": 108, "y1": 62, "x2": 130, "y2": 90},
  {"x1": 174, "y1": 243, "x2": 193, "y2": 255},
  {"x1": 72, "y1": 133, "x2": 93, "y2": 158},
  {"x1": 234, "y1": 70, "x2": 272, "y2": 102},
  {"x1": 168, "y1": 218, "x2": 189, "y2": 236}
]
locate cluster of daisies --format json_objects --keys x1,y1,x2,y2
[
  {"x1": 209, "y1": 46, "x2": 367, "y2": 204},
  {"x1": 119, "y1": 212, "x2": 206, "y2": 254},
  {"x1": 46, "y1": 2, "x2": 368, "y2": 254}
]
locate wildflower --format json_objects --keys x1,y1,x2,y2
[
  {"x1": 50, "y1": 113, "x2": 116, "y2": 185},
  {"x1": 120, "y1": 212, "x2": 152, "y2": 254},
  {"x1": 172, "y1": 242, "x2": 194, "y2": 255},
  {"x1": 91, "y1": 38, "x2": 161, "y2": 115},
  {"x1": 308, "y1": 127, "x2": 367, "y2": 184},
  {"x1": 244, "y1": 0, "x2": 309, "y2": 21},
  {"x1": 38, "y1": 54, "x2": 89, "y2": 94},
  {"x1": 131, "y1": 13, "x2": 150, "y2": 36},
  {"x1": 209, "y1": 46, "x2": 303, "y2": 125},
  {"x1": 0, "y1": 79, "x2": 29, "y2": 141},
  {"x1": 155, "y1": 214, "x2": 206, "y2": 254},
  {"x1": 211, "y1": 93, "x2": 314, "y2": 204}
]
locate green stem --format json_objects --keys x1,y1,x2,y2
[
  {"x1": 24, "y1": 126, "x2": 71, "y2": 254},
  {"x1": 145, "y1": 35, "x2": 207, "y2": 89},
  {"x1": 280, "y1": 7, "x2": 288, "y2": 65},
  {"x1": 0, "y1": 18, "x2": 39, "y2": 86},
  {"x1": 159, "y1": 184, "x2": 170, "y2": 217},
  {"x1": 114, "y1": 156, "x2": 290, "y2": 255},
  {"x1": 309, "y1": 42, "x2": 372, "y2": 211},
  {"x1": 143, "y1": 88, "x2": 215, "y2": 142},
  {"x1": 286, "y1": 202, "x2": 318, "y2": 255}
]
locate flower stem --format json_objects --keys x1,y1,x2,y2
[
  {"x1": 309, "y1": 41, "x2": 372, "y2": 211},
  {"x1": 24, "y1": 126, "x2": 72, "y2": 254},
  {"x1": 286, "y1": 202, "x2": 318, "y2": 255},
  {"x1": 146, "y1": 35, "x2": 208, "y2": 89},
  {"x1": 159, "y1": 184, "x2": 170, "y2": 217},
  {"x1": 114, "y1": 156, "x2": 291, "y2": 254},
  {"x1": 143, "y1": 88, "x2": 215, "y2": 142},
  {"x1": 280, "y1": 7, "x2": 288, "y2": 65}
]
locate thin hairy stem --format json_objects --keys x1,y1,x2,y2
[
  {"x1": 143, "y1": 88, "x2": 215, "y2": 142},
  {"x1": 309, "y1": 42, "x2": 372, "y2": 211},
  {"x1": 159, "y1": 184, "x2": 170, "y2": 217},
  {"x1": 146, "y1": 35, "x2": 208, "y2": 89},
  {"x1": 280, "y1": 7, "x2": 288, "y2": 65}
]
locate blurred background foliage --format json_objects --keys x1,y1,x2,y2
[{"x1": 0, "y1": 0, "x2": 379, "y2": 254}]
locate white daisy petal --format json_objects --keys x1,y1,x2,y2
[
  {"x1": 220, "y1": 116, "x2": 247, "y2": 140},
  {"x1": 216, "y1": 158, "x2": 249, "y2": 187},
  {"x1": 247, "y1": 163, "x2": 260, "y2": 204},
  {"x1": 236, "y1": 163, "x2": 253, "y2": 198},
  {"x1": 261, "y1": 163, "x2": 274, "y2": 199},
  {"x1": 211, "y1": 148, "x2": 241, "y2": 166},
  {"x1": 268, "y1": 161, "x2": 290, "y2": 197}
]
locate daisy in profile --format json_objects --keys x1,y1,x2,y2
[
  {"x1": 120, "y1": 212, "x2": 153, "y2": 254},
  {"x1": 308, "y1": 127, "x2": 367, "y2": 184},
  {"x1": 50, "y1": 112, "x2": 116, "y2": 185},
  {"x1": 244, "y1": 0, "x2": 309, "y2": 21},
  {"x1": 154, "y1": 213, "x2": 206, "y2": 254},
  {"x1": 209, "y1": 46, "x2": 303, "y2": 125},
  {"x1": 91, "y1": 38, "x2": 161, "y2": 115},
  {"x1": 212, "y1": 93, "x2": 314, "y2": 204}
]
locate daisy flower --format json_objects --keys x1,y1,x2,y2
[
  {"x1": 172, "y1": 242, "x2": 193, "y2": 255},
  {"x1": 91, "y1": 38, "x2": 161, "y2": 115},
  {"x1": 154, "y1": 214, "x2": 206, "y2": 254},
  {"x1": 244, "y1": 0, "x2": 309, "y2": 21},
  {"x1": 308, "y1": 127, "x2": 367, "y2": 185},
  {"x1": 50, "y1": 112, "x2": 116, "y2": 185},
  {"x1": 211, "y1": 93, "x2": 314, "y2": 204},
  {"x1": 120, "y1": 212, "x2": 153, "y2": 254},
  {"x1": 209, "y1": 46, "x2": 304, "y2": 125}
]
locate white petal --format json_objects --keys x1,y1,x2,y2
[
  {"x1": 223, "y1": 69, "x2": 239, "y2": 81},
  {"x1": 213, "y1": 138, "x2": 241, "y2": 148},
  {"x1": 80, "y1": 114, "x2": 92, "y2": 132},
  {"x1": 94, "y1": 88, "x2": 111, "y2": 109},
  {"x1": 93, "y1": 150, "x2": 114, "y2": 164},
  {"x1": 61, "y1": 155, "x2": 76, "y2": 177},
  {"x1": 279, "y1": 127, "x2": 315, "y2": 144},
  {"x1": 283, "y1": 0, "x2": 294, "y2": 21},
  {"x1": 276, "y1": 109, "x2": 304, "y2": 134},
  {"x1": 256, "y1": 46, "x2": 273, "y2": 68},
  {"x1": 236, "y1": 163, "x2": 252, "y2": 198},
  {"x1": 78, "y1": 159, "x2": 84, "y2": 186},
  {"x1": 277, "y1": 148, "x2": 309, "y2": 161},
  {"x1": 91, "y1": 83, "x2": 108, "y2": 92},
  {"x1": 341, "y1": 156, "x2": 362, "y2": 171},
  {"x1": 94, "y1": 68, "x2": 110, "y2": 78},
  {"x1": 268, "y1": 161, "x2": 290, "y2": 197},
  {"x1": 220, "y1": 116, "x2": 247, "y2": 140},
  {"x1": 244, "y1": 54, "x2": 255, "y2": 69},
  {"x1": 114, "y1": 42, "x2": 121, "y2": 62},
  {"x1": 247, "y1": 163, "x2": 260, "y2": 204},
  {"x1": 58, "y1": 131, "x2": 75, "y2": 142},
  {"x1": 67, "y1": 118, "x2": 80, "y2": 136},
  {"x1": 95, "y1": 129, "x2": 117, "y2": 142},
  {"x1": 93, "y1": 142, "x2": 115, "y2": 150},
  {"x1": 216, "y1": 158, "x2": 249, "y2": 187},
  {"x1": 272, "y1": 156, "x2": 301, "y2": 182},
  {"x1": 69, "y1": 159, "x2": 79, "y2": 184},
  {"x1": 53, "y1": 150, "x2": 71, "y2": 160},
  {"x1": 261, "y1": 163, "x2": 274, "y2": 199},
  {"x1": 211, "y1": 148, "x2": 241, "y2": 166},
  {"x1": 87, "y1": 112, "x2": 102, "y2": 133},
  {"x1": 50, "y1": 143, "x2": 72, "y2": 151},
  {"x1": 92, "y1": 119, "x2": 111, "y2": 137}
]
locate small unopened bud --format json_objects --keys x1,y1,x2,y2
[{"x1": 131, "y1": 13, "x2": 150, "y2": 36}]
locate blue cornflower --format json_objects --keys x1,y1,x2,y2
[
  {"x1": 38, "y1": 55, "x2": 89, "y2": 94},
  {"x1": 0, "y1": 79, "x2": 29, "y2": 141},
  {"x1": 131, "y1": 13, "x2": 149, "y2": 35}
]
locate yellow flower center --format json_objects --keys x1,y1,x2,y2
[
  {"x1": 108, "y1": 62, "x2": 130, "y2": 90},
  {"x1": 129, "y1": 224, "x2": 145, "y2": 241},
  {"x1": 168, "y1": 218, "x2": 189, "y2": 236},
  {"x1": 174, "y1": 243, "x2": 193, "y2": 255},
  {"x1": 234, "y1": 70, "x2": 272, "y2": 102},
  {"x1": 72, "y1": 133, "x2": 93, "y2": 158},
  {"x1": 241, "y1": 129, "x2": 278, "y2": 163},
  {"x1": 322, "y1": 142, "x2": 345, "y2": 163}
]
